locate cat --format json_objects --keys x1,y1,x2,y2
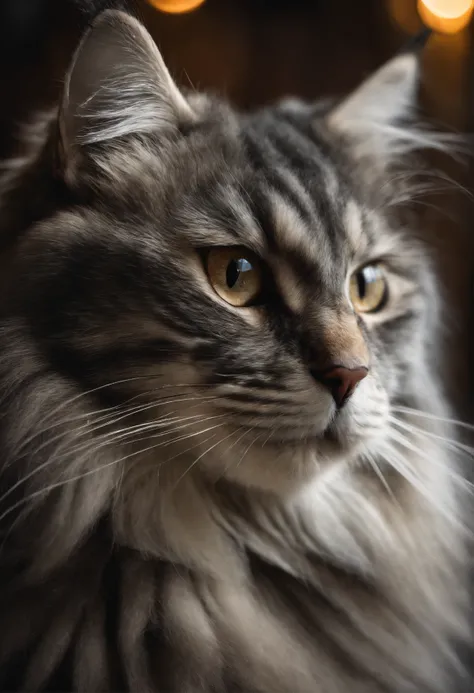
[{"x1": 0, "y1": 7, "x2": 470, "y2": 692}]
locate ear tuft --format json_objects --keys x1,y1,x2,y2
[
  {"x1": 327, "y1": 53, "x2": 420, "y2": 160},
  {"x1": 60, "y1": 10, "x2": 193, "y2": 158},
  {"x1": 326, "y1": 42, "x2": 457, "y2": 168}
]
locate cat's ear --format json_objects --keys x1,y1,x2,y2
[
  {"x1": 326, "y1": 49, "x2": 422, "y2": 164},
  {"x1": 58, "y1": 9, "x2": 193, "y2": 175}
]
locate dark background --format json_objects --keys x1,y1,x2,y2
[{"x1": 1, "y1": 0, "x2": 472, "y2": 418}]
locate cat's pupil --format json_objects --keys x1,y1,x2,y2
[
  {"x1": 357, "y1": 271, "x2": 366, "y2": 299},
  {"x1": 226, "y1": 260, "x2": 240, "y2": 288},
  {"x1": 226, "y1": 258, "x2": 252, "y2": 289}
]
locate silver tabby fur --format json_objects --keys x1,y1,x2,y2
[{"x1": 0, "y1": 9, "x2": 470, "y2": 693}]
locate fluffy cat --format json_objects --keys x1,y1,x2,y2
[{"x1": 0, "y1": 8, "x2": 470, "y2": 692}]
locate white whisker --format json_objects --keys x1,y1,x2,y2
[
  {"x1": 389, "y1": 415, "x2": 474, "y2": 462},
  {"x1": 12, "y1": 390, "x2": 217, "y2": 462},
  {"x1": 0, "y1": 419, "x2": 232, "y2": 531},
  {"x1": 362, "y1": 452, "x2": 398, "y2": 505},
  {"x1": 379, "y1": 440, "x2": 471, "y2": 536},
  {"x1": 171, "y1": 426, "x2": 245, "y2": 491},
  {"x1": 0, "y1": 413, "x2": 229, "y2": 517},
  {"x1": 387, "y1": 425, "x2": 474, "y2": 496},
  {"x1": 392, "y1": 405, "x2": 474, "y2": 434}
]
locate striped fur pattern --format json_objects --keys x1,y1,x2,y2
[{"x1": 0, "y1": 10, "x2": 470, "y2": 693}]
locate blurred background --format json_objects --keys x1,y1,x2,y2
[{"x1": 0, "y1": 0, "x2": 473, "y2": 421}]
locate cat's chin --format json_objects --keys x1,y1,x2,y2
[
  {"x1": 159, "y1": 376, "x2": 391, "y2": 495},
  {"x1": 200, "y1": 427, "x2": 379, "y2": 495},
  {"x1": 201, "y1": 405, "x2": 390, "y2": 495}
]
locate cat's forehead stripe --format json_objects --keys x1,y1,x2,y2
[
  {"x1": 266, "y1": 190, "x2": 321, "y2": 263},
  {"x1": 218, "y1": 186, "x2": 265, "y2": 250},
  {"x1": 242, "y1": 113, "x2": 357, "y2": 271},
  {"x1": 260, "y1": 113, "x2": 341, "y2": 207},
  {"x1": 241, "y1": 129, "x2": 318, "y2": 232},
  {"x1": 343, "y1": 199, "x2": 366, "y2": 254},
  {"x1": 177, "y1": 181, "x2": 266, "y2": 254},
  {"x1": 270, "y1": 256, "x2": 306, "y2": 314}
]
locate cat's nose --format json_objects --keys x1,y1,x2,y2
[{"x1": 312, "y1": 365, "x2": 368, "y2": 408}]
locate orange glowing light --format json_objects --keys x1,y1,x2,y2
[
  {"x1": 148, "y1": 0, "x2": 206, "y2": 14},
  {"x1": 418, "y1": 0, "x2": 474, "y2": 34}
]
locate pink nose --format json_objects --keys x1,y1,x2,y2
[{"x1": 313, "y1": 365, "x2": 368, "y2": 408}]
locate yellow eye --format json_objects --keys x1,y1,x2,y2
[
  {"x1": 206, "y1": 247, "x2": 262, "y2": 307},
  {"x1": 350, "y1": 264, "x2": 388, "y2": 314}
]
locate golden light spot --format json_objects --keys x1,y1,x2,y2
[
  {"x1": 148, "y1": 0, "x2": 206, "y2": 14},
  {"x1": 418, "y1": 0, "x2": 474, "y2": 33}
]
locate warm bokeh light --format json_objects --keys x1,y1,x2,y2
[
  {"x1": 418, "y1": 0, "x2": 474, "y2": 34},
  {"x1": 148, "y1": 0, "x2": 206, "y2": 14}
]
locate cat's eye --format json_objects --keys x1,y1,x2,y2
[
  {"x1": 350, "y1": 264, "x2": 387, "y2": 314},
  {"x1": 206, "y1": 247, "x2": 262, "y2": 307}
]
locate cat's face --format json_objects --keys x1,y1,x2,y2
[{"x1": 12, "y1": 11, "x2": 436, "y2": 492}]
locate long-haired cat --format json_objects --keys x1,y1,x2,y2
[{"x1": 0, "y1": 8, "x2": 470, "y2": 692}]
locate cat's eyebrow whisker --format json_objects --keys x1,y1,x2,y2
[
  {"x1": 376, "y1": 166, "x2": 466, "y2": 203},
  {"x1": 384, "y1": 182, "x2": 458, "y2": 208},
  {"x1": 389, "y1": 198, "x2": 459, "y2": 223}
]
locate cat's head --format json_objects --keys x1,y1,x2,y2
[{"x1": 7, "y1": 11, "x2": 439, "y2": 493}]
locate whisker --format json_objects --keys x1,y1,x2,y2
[
  {"x1": 212, "y1": 426, "x2": 255, "y2": 483},
  {"x1": 12, "y1": 390, "x2": 217, "y2": 462},
  {"x1": 0, "y1": 412, "x2": 228, "y2": 517},
  {"x1": 387, "y1": 426, "x2": 474, "y2": 496},
  {"x1": 378, "y1": 441, "x2": 469, "y2": 534},
  {"x1": 0, "y1": 420, "x2": 232, "y2": 530},
  {"x1": 211, "y1": 429, "x2": 267, "y2": 500},
  {"x1": 48, "y1": 396, "x2": 219, "y2": 458},
  {"x1": 171, "y1": 426, "x2": 245, "y2": 491},
  {"x1": 385, "y1": 446, "x2": 467, "y2": 531},
  {"x1": 389, "y1": 416, "x2": 474, "y2": 461},
  {"x1": 90, "y1": 413, "x2": 231, "y2": 454},
  {"x1": 12, "y1": 374, "x2": 171, "y2": 444},
  {"x1": 6, "y1": 393, "x2": 219, "y2": 487},
  {"x1": 120, "y1": 431, "x2": 222, "y2": 492},
  {"x1": 362, "y1": 452, "x2": 399, "y2": 505},
  {"x1": 392, "y1": 405, "x2": 474, "y2": 435}
]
